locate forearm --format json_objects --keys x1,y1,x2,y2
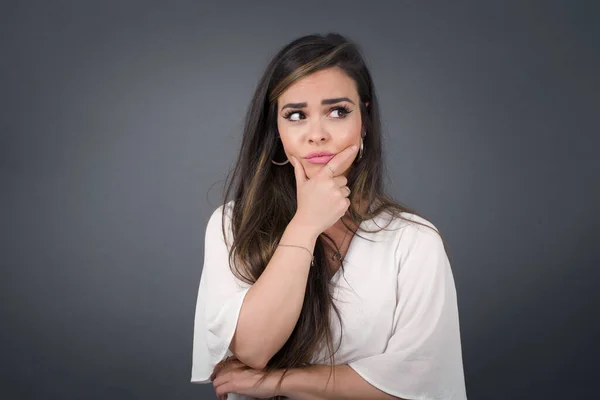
[
  {"x1": 230, "y1": 217, "x2": 318, "y2": 369},
  {"x1": 278, "y1": 364, "x2": 401, "y2": 400}
]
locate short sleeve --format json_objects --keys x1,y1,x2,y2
[
  {"x1": 191, "y1": 201, "x2": 251, "y2": 384},
  {"x1": 348, "y1": 220, "x2": 467, "y2": 399}
]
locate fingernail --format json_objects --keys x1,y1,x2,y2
[{"x1": 352, "y1": 145, "x2": 358, "y2": 150}]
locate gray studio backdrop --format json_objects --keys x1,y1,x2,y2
[{"x1": 1, "y1": 1, "x2": 598, "y2": 399}]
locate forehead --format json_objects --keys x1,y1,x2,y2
[{"x1": 277, "y1": 67, "x2": 358, "y2": 105}]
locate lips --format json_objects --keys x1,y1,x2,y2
[
  {"x1": 305, "y1": 155, "x2": 334, "y2": 164},
  {"x1": 304, "y1": 151, "x2": 334, "y2": 159}
]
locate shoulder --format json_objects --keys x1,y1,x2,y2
[
  {"x1": 367, "y1": 208, "x2": 439, "y2": 238},
  {"x1": 207, "y1": 200, "x2": 235, "y2": 224},
  {"x1": 366, "y1": 209, "x2": 445, "y2": 258},
  {"x1": 205, "y1": 200, "x2": 235, "y2": 245}
]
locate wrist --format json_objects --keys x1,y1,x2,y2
[
  {"x1": 289, "y1": 215, "x2": 320, "y2": 242},
  {"x1": 277, "y1": 367, "x2": 314, "y2": 399}
]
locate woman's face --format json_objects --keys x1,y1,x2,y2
[{"x1": 276, "y1": 67, "x2": 365, "y2": 179}]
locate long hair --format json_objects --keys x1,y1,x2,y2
[{"x1": 218, "y1": 32, "x2": 443, "y2": 398}]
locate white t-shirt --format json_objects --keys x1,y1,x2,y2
[{"x1": 191, "y1": 200, "x2": 467, "y2": 399}]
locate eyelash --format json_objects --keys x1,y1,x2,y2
[{"x1": 282, "y1": 105, "x2": 353, "y2": 121}]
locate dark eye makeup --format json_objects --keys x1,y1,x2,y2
[{"x1": 282, "y1": 105, "x2": 353, "y2": 121}]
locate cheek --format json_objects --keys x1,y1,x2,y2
[
  {"x1": 333, "y1": 126, "x2": 359, "y2": 142},
  {"x1": 327, "y1": 123, "x2": 361, "y2": 151},
  {"x1": 278, "y1": 135, "x2": 297, "y2": 157},
  {"x1": 277, "y1": 128, "x2": 301, "y2": 154},
  {"x1": 328, "y1": 115, "x2": 361, "y2": 136},
  {"x1": 277, "y1": 121, "x2": 292, "y2": 152}
]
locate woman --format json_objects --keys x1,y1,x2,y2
[{"x1": 191, "y1": 33, "x2": 467, "y2": 400}]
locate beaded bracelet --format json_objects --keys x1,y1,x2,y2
[{"x1": 278, "y1": 244, "x2": 314, "y2": 266}]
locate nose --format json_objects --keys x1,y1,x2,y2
[{"x1": 306, "y1": 121, "x2": 330, "y2": 143}]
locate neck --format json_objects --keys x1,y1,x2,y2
[{"x1": 325, "y1": 198, "x2": 370, "y2": 236}]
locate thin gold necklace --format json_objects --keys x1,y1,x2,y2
[{"x1": 332, "y1": 227, "x2": 351, "y2": 262}]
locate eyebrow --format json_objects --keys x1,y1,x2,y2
[{"x1": 280, "y1": 97, "x2": 355, "y2": 111}]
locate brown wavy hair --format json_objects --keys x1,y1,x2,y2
[{"x1": 217, "y1": 33, "x2": 444, "y2": 398}]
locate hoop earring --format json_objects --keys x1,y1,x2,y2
[
  {"x1": 354, "y1": 136, "x2": 364, "y2": 163},
  {"x1": 272, "y1": 134, "x2": 290, "y2": 165},
  {"x1": 271, "y1": 158, "x2": 289, "y2": 165}
]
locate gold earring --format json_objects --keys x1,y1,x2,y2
[
  {"x1": 355, "y1": 135, "x2": 364, "y2": 163},
  {"x1": 272, "y1": 135, "x2": 289, "y2": 165},
  {"x1": 271, "y1": 158, "x2": 289, "y2": 165}
]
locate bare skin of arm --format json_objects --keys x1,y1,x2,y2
[{"x1": 229, "y1": 145, "x2": 358, "y2": 369}]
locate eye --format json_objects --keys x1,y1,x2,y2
[
  {"x1": 282, "y1": 110, "x2": 305, "y2": 121},
  {"x1": 330, "y1": 105, "x2": 353, "y2": 118},
  {"x1": 282, "y1": 105, "x2": 353, "y2": 122}
]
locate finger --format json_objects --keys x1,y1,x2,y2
[
  {"x1": 211, "y1": 357, "x2": 241, "y2": 381},
  {"x1": 319, "y1": 144, "x2": 358, "y2": 178},
  {"x1": 210, "y1": 358, "x2": 229, "y2": 381},
  {"x1": 213, "y1": 372, "x2": 239, "y2": 398},
  {"x1": 210, "y1": 364, "x2": 223, "y2": 381},
  {"x1": 213, "y1": 362, "x2": 247, "y2": 387},
  {"x1": 289, "y1": 155, "x2": 308, "y2": 185},
  {"x1": 332, "y1": 175, "x2": 348, "y2": 187},
  {"x1": 216, "y1": 383, "x2": 231, "y2": 400},
  {"x1": 341, "y1": 186, "x2": 351, "y2": 197}
]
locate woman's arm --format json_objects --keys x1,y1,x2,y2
[
  {"x1": 229, "y1": 217, "x2": 318, "y2": 369},
  {"x1": 229, "y1": 148, "x2": 357, "y2": 370},
  {"x1": 278, "y1": 364, "x2": 402, "y2": 400}
]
